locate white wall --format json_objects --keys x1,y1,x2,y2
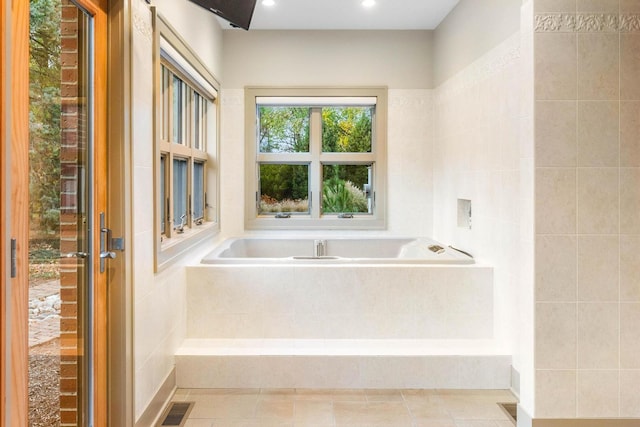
[
  {"x1": 433, "y1": 0, "x2": 522, "y2": 86},
  {"x1": 432, "y1": 0, "x2": 533, "y2": 415},
  {"x1": 131, "y1": 0, "x2": 223, "y2": 421},
  {"x1": 152, "y1": 0, "x2": 224, "y2": 79},
  {"x1": 220, "y1": 30, "x2": 434, "y2": 237},
  {"x1": 222, "y1": 30, "x2": 433, "y2": 89}
]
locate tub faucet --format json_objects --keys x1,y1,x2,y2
[{"x1": 314, "y1": 239, "x2": 326, "y2": 257}]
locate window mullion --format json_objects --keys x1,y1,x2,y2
[{"x1": 310, "y1": 107, "x2": 322, "y2": 218}]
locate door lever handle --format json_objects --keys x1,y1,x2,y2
[
  {"x1": 61, "y1": 252, "x2": 89, "y2": 258},
  {"x1": 100, "y1": 251, "x2": 116, "y2": 259}
]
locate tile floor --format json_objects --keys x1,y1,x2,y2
[{"x1": 169, "y1": 388, "x2": 517, "y2": 427}]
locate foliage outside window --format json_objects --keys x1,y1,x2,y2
[
  {"x1": 246, "y1": 88, "x2": 387, "y2": 230},
  {"x1": 154, "y1": 12, "x2": 220, "y2": 269}
]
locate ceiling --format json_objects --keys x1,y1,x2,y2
[{"x1": 222, "y1": 0, "x2": 460, "y2": 30}]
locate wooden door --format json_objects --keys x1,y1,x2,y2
[{"x1": 1, "y1": 0, "x2": 108, "y2": 425}]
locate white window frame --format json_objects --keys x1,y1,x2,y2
[
  {"x1": 153, "y1": 11, "x2": 220, "y2": 270},
  {"x1": 245, "y1": 87, "x2": 388, "y2": 230}
]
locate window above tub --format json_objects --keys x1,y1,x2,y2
[
  {"x1": 245, "y1": 88, "x2": 388, "y2": 230},
  {"x1": 153, "y1": 11, "x2": 220, "y2": 270}
]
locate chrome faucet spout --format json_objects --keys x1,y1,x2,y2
[{"x1": 314, "y1": 239, "x2": 326, "y2": 257}]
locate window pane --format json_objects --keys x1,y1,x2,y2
[
  {"x1": 258, "y1": 106, "x2": 310, "y2": 153},
  {"x1": 259, "y1": 164, "x2": 309, "y2": 214},
  {"x1": 322, "y1": 106, "x2": 372, "y2": 153},
  {"x1": 322, "y1": 164, "x2": 372, "y2": 214},
  {"x1": 173, "y1": 158, "x2": 188, "y2": 228},
  {"x1": 193, "y1": 92, "x2": 201, "y2": 150},
  {"x1": 172, "y1": 75, "x2": 184, "y2": 144},
  {"x1": 160, "y1": 155, "x2": 166, "y2": 234},
  {"x1": 193, "y1": 161, "x2": 205, "y2": 220},
  {"x1": 161, "y1": 66, "x2": 169, "y2": 141}
]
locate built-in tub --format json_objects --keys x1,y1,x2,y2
[
  {"x1": 178, "y1": 237, "x2": 509, "y2": 389},
  {"x1": 201, "y1": 237, "x2": 474, "y2": 264}
]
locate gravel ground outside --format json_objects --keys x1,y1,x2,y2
[{"x1": 29, "y1": 338, "x2": 61, "y2": 426}]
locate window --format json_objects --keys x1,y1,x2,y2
[
  {"x1": 154, "y1": 12, "x2": 220, "y2": 269},
  {"x1": 245, "y1": 88, "x2": 387, "y2": 229}
]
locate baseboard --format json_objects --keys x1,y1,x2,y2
[
  {"x1": 532, "y1": 420, "x2": 640, "y2": 427},
  {"x1": 135, "y1": 367, "x2": 176, "y2": 427}
]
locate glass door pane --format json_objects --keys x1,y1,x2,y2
[{"x1": 28, "y1": 0, "x2": 93, "y2": 425}]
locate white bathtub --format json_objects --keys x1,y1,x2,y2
[
  {"x1": 178, "y1": 236, "x2": 509, "y2": 389},
  {"x1": 201, "y1": 237, "x2": 474, "y2": 264}
]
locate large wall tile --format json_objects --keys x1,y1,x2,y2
[
  {"x1": 621, "y1": 0, "x2": 640, "y2": 12},
  {"x1": 577, "y1": 101, "x2": 619, "y2": 167},
  {"x1": 535, "y1": 235, "x2": 577, "y2": 301},
  {"x1": 536, "y1": 168, "x2": 576, "y2": 234},
  {"x1": 535, "y1": 0, "x2": 577, "y2": 12},
  {"x1": 577, "y1": 303, "x2": 619, "y2": 369},
  {"x1": 578, "y1": 33, "x2": 619, "y2": 100},
  {"x1": 621, "y1": 235, "x2": 640, "y2": 301},
  {"x1": 535, "y1": 101, "x2": 577, "y2": 167},
  {"x1": 535, "y1": 33, "x2": 577, "y2": 100},
  {"x1": 535, "y1": 370, "x2": 576, "y2": 418},
  {"x1": 621, "y1": 34, "x2": 640, "y2": 100},
  {"x1": 620, "y1": 370, "x2": 640, "y2": 417},
  {"x1": 577, "y1": 235, "x2": 619, "y2": 301},
  {"x1": 535, "y1": 303, "x2": 577, "y2": 369},
  {"x1": 577, "y1": 0, "x2": 620, "y2": 12},
  {"x1": 620, "y1": 168, "x2": 640, "y2": 234},
  {"x1": 576, "y1": 370, "x2": 620, "y2": 417},
  {"x1": 620, "y1": 303, "x2": 640, "y2": 368},
  {"x1": 620, "y1": 101, "x2": 640, "y2": 167},
  {"x1": 577, "y1": 167, "x2": 619, "y2": 234}
]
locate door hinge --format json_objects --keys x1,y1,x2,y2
[{"x1": 10, "y1": 239, "x2": 17, "y2": 278}]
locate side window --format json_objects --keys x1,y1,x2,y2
[
  {"x1": 154, "y1": 12, "x2": 220, "y2": 269},
  {"x1": 246, "y1": 89, "x2": 387, "y2": 230}
]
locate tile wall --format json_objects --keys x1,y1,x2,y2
[
  {"x1": 533, "y1": 0, "x2": 640, "y2": 418},
  {"x1": 432, "y1": 31, "x2": 525, "y2": 398},
  {"x1": 186, "y1": 265, "x2": 494, "y2": 340}
]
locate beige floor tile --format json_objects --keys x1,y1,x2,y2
[
  {"x1": 366, "y1": 390, "x2": 405, "y2": 402},
  {"x1": 188, "y1": 395, "x2": 259, "y2": 419},
  {"x1": 439, "y1": 397, "x2": 509, "y2": 421},
  {"x1": 212, "y1": 420, "x2": 292, "y2": 427},
  {"x1": 413, "y1": 420, "x2": 457, "y2": 427},
  {"x1": 295, "y1": 389, "x2": 366, "y2": 402},
  {"x1": 255, "y1": 400, "x2": 295, "y2": 421},
  {"x1": 189, "y1": 389, "x2": 259, "y2": 395},
  {"x1": 294, "y1": 401, "x2": 335, "y2": 424},
  {"x1": 183, "y1": 389, "x2": 518, "y2": 427},
  {"x1": 260, "y1": 389, "x2": 297, "y2": 402},
  {"x1": 454, "y1": 421, "x2": 503, "y2": 427},
  {"x1": 406, "y1": 399, "x2": 452, "y2": 420},
  {"x1": 334, "y1": 401, "x2": 412, "y2": 426},
  {"x1": 185, "y1": 420, "x2": 215, "y2": 427}
]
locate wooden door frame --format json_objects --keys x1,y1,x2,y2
[
  {"x1": 4, "y1": 0, "x2": 30, "y2": 424},
  {"x1": 0, "y1": 0, "x2": 109, "y2": 424}
]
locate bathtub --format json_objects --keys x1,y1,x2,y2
[
  {"x1": 201, "y1": 237, "x2": 474, "y2": 264},
  {"x1": 178, "y1": 236, "x2": 508, "y2": 389}
]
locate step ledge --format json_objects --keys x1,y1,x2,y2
[{"x1": 176, "y1": 339, "x2": 511, "y2": 357}]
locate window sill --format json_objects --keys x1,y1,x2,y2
[
  {"x1": 246, "y1": 216, "x2": 386, "y2": 231},
  {"x1": 156, "y1": 221, "x2": 218, "y2": 272}
]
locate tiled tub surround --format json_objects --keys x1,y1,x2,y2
[
  {"x1": 533, "y1": 0, "x2": 640, "y2": 420},
  {"x1": 177, "y1": 264, "x2": 511, "y2": 389}
]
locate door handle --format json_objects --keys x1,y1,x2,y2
[
  {"x1": 99, "y1": 251, "x2": 116, "y2": 259},
  {"x1": 61, "y1": 252, "x2": 89, "y2": 258},
  {"x1": 100, "y1": 212, "x2": 124, "y2": 273}
]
